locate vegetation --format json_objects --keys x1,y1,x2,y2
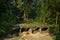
[{"x1": 0, "y1": 0, "x2": 60, "y2": 40}]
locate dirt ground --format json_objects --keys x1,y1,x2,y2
[
  {"x1": 4, "y1": 32, "x2": 52, "y2": 40},
  {"x1": 4, "y1": 24, "x2": 52, "y2": 40}
]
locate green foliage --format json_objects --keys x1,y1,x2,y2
[
  {"x1": 0, "y1": 13, "x2": 16, "y2": 37},
  {"x1": 49, "y1": 25, "x2": 56, "y2": 35},
  {"x1": 0, "y1": 0, "x2": 17, "y2": 37},
  {"x1": 0, "y1": 0, "x2": 60, "y2": 40},
  {"x1": 49, "y1": 25, "x2": 60, "y2": 40}
]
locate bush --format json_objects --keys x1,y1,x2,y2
[{"x1": 49, "y1": 25, "x2": 60, "y2": 40}]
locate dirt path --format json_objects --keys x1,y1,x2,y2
[
  {"x1": 4, "y1": 32, "x2": 52, "y2": 40},
  {"x1": 20, "y1": 32, "x2": 52, "y2": 40}
]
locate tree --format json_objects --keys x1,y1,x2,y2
[
  {"x1": 40, "y1": 0, "x2": 49, "y2": 24},
  {"x1": 0, "y1": 0, "x2": 18, "y2": 37},
  {"x1": 48, "y1": 0, "x2": 60, "y2": 25}
]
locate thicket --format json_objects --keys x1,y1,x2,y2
[{"x1": 0, "y1": 0, "x2": 60, "y2": 40}]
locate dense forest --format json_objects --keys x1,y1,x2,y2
[{"x1": 0, "y1": 0, "x2": 60, "y2": 40}]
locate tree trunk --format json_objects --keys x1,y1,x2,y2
[
  {"x1": 23, "y1": 11, "x2": 26, "y2": 23},
  {"x1": 56, "y1": 12, "x2": 58, "y2": 26}
]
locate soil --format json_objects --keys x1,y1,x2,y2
[{"x1": 4, "y1": 32, "x2": 52, "y2": 40}]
